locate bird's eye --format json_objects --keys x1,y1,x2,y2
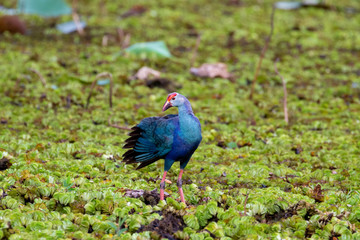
[{"x1": 172, "y1": 97, "x2": 175, "y2": 100}]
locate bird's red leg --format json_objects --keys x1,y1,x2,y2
[
  {"x1": 177, "y1": 169, "x2": 185, "y2": 203},
  {"x1": 160, "y1": 171, "x2": 167, "y2": 201}
]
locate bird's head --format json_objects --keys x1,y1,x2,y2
[{"x1": 162, "y1": 92, "x2": 185, "y2": 112}]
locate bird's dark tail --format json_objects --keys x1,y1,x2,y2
[
  {"x1": 122, "y1": 126, "x2": 161, "y2": 169},
  {"x1": 123, "y1": 126, "x2": 142, "y2": 149}
]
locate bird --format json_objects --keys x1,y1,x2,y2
[{"x1": 122, "y1": 92, "x2": 202, "y2": 203}]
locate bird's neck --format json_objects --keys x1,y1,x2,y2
[
  {"x1": 177, "y1": 101, "x2": 200, "y2": 140},
  {"x1": 178, "y1": 101, "x2": 194, "y2": 116}
]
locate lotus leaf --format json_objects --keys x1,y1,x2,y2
[
  {"x1": 125, "y1": 41, "x2": 172, "y2": 58},
  {"x1": 17, "y1": 0, "x2": 71, "y2": 17}
]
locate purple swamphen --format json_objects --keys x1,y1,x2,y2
[{"x1": 122, "y1": 92, "x2": 202, "y2": 203}]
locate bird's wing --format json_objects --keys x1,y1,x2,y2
[{"x1": 122, "y1": 114, "x2": 178, "y2": 169}]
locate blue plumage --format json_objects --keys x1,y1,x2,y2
[
  {"x1": 123, "y1": 96, "x2": 201, "y2": 171},
  {"x1": 122, "y1": 93, "x2": 202, "y2": 203}
]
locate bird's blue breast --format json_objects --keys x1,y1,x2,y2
[{"x1": 166, "y1": 116, "x2": 202, "y2": 162}]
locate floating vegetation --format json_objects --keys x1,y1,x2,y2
[{"x1": 0, "y1": 0, "x2": 360, "y2": 239}]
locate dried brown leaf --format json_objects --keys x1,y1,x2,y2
[
  {"x1": 190, "y1": 63, "x2": 231, "y2": 79},
  {"x1": 0, "y1": 15, "x2": 26, "y2": 35},
  {"x1": 132, "y1": 67, "x2": 161, "y2": 81},
  {"x1": 121, "y1": 5, "x2": 147, "y2": 18},
  {"x1": 312, "y1": 184, "x2": 324, "y2": 202}
]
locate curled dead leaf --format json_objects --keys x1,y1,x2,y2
[
  {"x1": 0, "y1": 15, "x2": 27, "y2": 35},
  {"x1": 121, "y1": 5, "x2": 147, "y2": 18},
  {"x1": 190, "y1": 63, "x2": 231, "y2": 79},
  {"x1": 131, "y1": 66, "x2": 161, "y2": 81},
  {"x1": 124, "y1": 188, "x2": 169, "y2": 199},
  {"x1": 124, "y1": 189, "x2": 144, "y2": 198}
]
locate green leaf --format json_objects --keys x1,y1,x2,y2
[
  {"x1": 63, "y1": 176, "x2": 73, "y2": 190},
  {"x1": 126, "y1": 215, "x2": 145, "y2": 232},
  {"x1": 195, "y1": 205, "x2": 212, "y2": 227},
  {"x1": 227, "y1": 142, "x2": 237, "y2": 149},
  {"x1": 17, "y1": 0, "x2": 72, "y2": 17},
  {"x1": 28, "y1": 221, "x2": 47, "y2": 231},
  {"x1": 119, "y1": 217, "x2": 127, "y2": 226},
  {"x1": 205, "y1": 222, "x2": 225, "y2": 238},
  {"x1": 38, "y1": 187, "x2": 51, "y2": 197},
  {"x1": 205, "y1": 222, "x2": 218, "y2": 233},
  {"x1": 174, "y1": 231, "x2": 189, "y2": 240},
  {"x1": 125, "y1": 41, "x2": 172, "y2": 58},
  {"x1": 117, "y1": 228, "x2": 127, "y2": 236},
  {"x1": 206, "y1": 201, "x2": 218, "y2": 216},
  {"x1": 220, "y1": 237, "x2": 233, "y2": 240},
  {"x1": 53, "y1": 192, "x2": 75, "y2": 205},
  {"x1": 107, "y1": 221, "x2": 117, "y2": 231},
  {"x1": 183, "y1": 215, "x2": 200, "y2": 230},
  {"x1": 166, "y1": 197, "x2": 182, "y2": 210},
  {"x1": 189, "y1": 232, "x2": 205, "y2": 240},
  {"x1": 84, "y1": 201, "x2": 96, "y2": 214},
  {"x1": 2, "y1": 197, "x2": 19, "y2": 209}
]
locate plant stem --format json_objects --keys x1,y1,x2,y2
[
  {"x1": 190, "y1": 34, "x2": 202, "y2": 67},
  {"x1": 29, "y1": 68, "x2": 46, "y2": 87},
  {"x1": 274, "y1": 58, "x2": 289, "y2": 124},
  {"x1": 243, "y1": 192, "x2": 250, "y2": 216},
  {"x1": 249, "y1": 6, "x2": 275, "y2": 100},
  {"x1": 86, "y1": 72, "x2": 113, "y2": 109}
]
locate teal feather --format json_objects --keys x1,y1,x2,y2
[{"x1": 122, "y1": 94, "x2": 201, "y2": 171}]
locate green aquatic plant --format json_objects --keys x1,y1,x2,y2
[
  {"x1": 0, "y1": 0, "x2": 360, "y2": 239},
  {"x1": 108, "y1": 217, "x2": 128, "y2": 237}
]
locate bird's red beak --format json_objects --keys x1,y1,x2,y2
[{"x1": 162, "y1": 101, "x2": 172, "y2": 112}]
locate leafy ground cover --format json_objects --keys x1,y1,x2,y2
[{"x1": 1, "y1": 0, "x2": 360, "y2": 239}]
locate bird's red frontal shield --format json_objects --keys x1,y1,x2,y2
[{"x1": 162, "y1": 93, "x2": 177, "y2": 111}]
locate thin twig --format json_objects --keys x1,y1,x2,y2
[
  {"x1": 249, "y1": 6, "x2": 275, "y2": 100},
  {"x1": 29, "y1": 68, "x2": 46, "y2": 86},
  {"x1": 72, "y1": 0, "x2": 85, "y2": 36},
  {"x1": 108, "y1": 116, "x2": 131, "y2": 130},
  {"x1": 86, "y1": 72, "x2": 113, "y2": 109},
  {"x1": 190, "y1": 34, "x2": 202, "y2": 67},
  {"x1": 99, "y1": 0, "x2": 106, "y2": 16},
  {"x1": 243, "y1": 192, "x2": 250, "y2": 216},
  {"x1": 72, "y1": 12, "x2": 84, "y2": 35},
  {"x1": 274, "y1": 58, "x2": 289, "y2": 124}
]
